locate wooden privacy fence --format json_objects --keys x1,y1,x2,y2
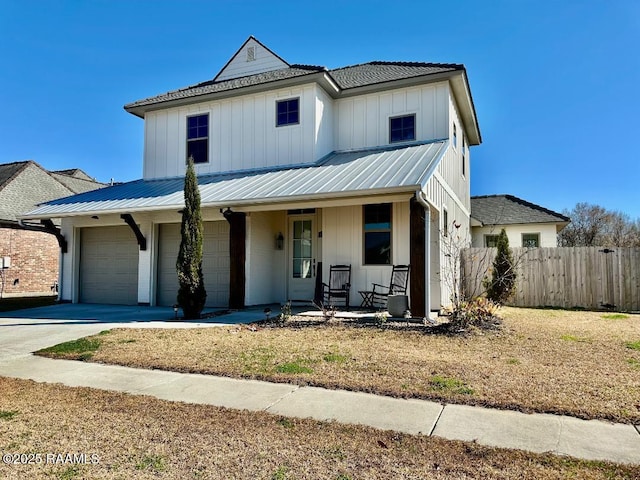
[{"x1": 461, "y1": 247, "x2": 640, "y2": 312}]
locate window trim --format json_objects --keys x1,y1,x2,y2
[
  {"x1": 485, "y1": 234, "x2": 499, "y2": 248},
  {"x1": 461, "y1": 134, "x2": 466, "y2": 177},
  {"x1": 362, "y1": 203, "x2": 393, "y2": 266},
  {"x1": 389, "y1": 113, "x2": 416, "y2": 144},
  {"x1": 522, "y1": 233, "x2": 540, "y2": 248},
  {"x1": 186, "y1": 113, "x2": 209, "y2": 164},
  {"x1": 276, "y1": 97, "x2": 300, "y2": 127},
  {"x1": 453, "y1": 123, "x2": 458, "y2": 149},
  {"x1": 442, "y1": 207, "x2": 449, "y2": 238}
]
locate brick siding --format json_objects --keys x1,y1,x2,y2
[{"x1": 0, "y1": 228, "x2": 59, "y2": 296}]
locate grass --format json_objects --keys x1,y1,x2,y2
[
  {"x1": 603, "y1": 313, "x2": 630, "y2": 320},
  {"x1": 36, "y1": 338, "x2": 101, "y2": 361},
  {"x1": 625, "y1": 341, "x2": 640, "y2": 351},
  {"x1": 0, "y1": 410, "x2": 18, "y2": 420},
  {"x1": 0, "y1": 377, "x2": 638, "y2": 479},
  {"x1": 0, "y1": 295, "x2": 57, "y2": 312},
  {"x1": 37, "y1": 307, "x2": 640, "y2": 424},
  {"x1": 428, "y1": 375, "x2": 474, "y2": 395}
]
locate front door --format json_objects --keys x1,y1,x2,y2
[{"x1": 288, "y1": 216, "x2": 316, "y2": 301}]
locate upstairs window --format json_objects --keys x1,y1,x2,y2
[
  {"x1": 443, "y1": 208, "x2": 449, "y2": 237},
  {"x1": 187, "y1": 114, "x2": 209, "y2": 164},
  {"x1": 522, "y1": 233, "x2": 540, "y2": 248},
  {"x1": 453, "y1": 123, "x2": 458, "y2": 148},
  {"x1": 363, "y1": 203, "x2": 392, "y2": 265},
  {"x1": 276, "y1": 98, "x2": 299, "y2": 126},
  {"x1": 389, "y1": 114, "x2": 416, "y2": 143},
  {"x1": 462, "y1": 135, "x2": 466, "y2": 177}
]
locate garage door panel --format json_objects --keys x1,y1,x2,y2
[
  {"x1": 157, "y1": 222, "x2": 230, "y2": 307},
  {"x1": 80, "y1": 226, "x2": 139, "y2": 305}
]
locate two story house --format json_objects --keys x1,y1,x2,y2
[{"x1": 23, "y1": 36, "x2": 481, "y2": 317}]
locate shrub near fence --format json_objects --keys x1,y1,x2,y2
[{"x1": 461, "y1": 247, "x2": 640, "y2": 312}]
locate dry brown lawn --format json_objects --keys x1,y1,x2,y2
[
  {"x1": 1, "y1": 377, "x2": 639, "y2": 479},
  {"x1": 39, "y1": 307, "x2": 640, "y2": 424}
]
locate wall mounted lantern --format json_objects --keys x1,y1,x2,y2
[{"x1": 275, "y1": 232, "x2": 284, "y2": 250}]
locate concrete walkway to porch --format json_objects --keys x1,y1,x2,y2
[{"x1": 0, "y1": 304, "x2": 639, "y2": 466}]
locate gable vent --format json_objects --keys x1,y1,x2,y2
[{"x1": 246, "y1": 46, "x2": 255, "y2": 62}]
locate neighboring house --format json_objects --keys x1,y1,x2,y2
[
  {"x1": 470, "y1": 195, "x2": 570, "y2": 248},
  {"x1": 0, "y1": 161, "x2": 104, "y2": 297},
  {"x1": 23, "y1": 36, "x2": 482, "y2": 316}
]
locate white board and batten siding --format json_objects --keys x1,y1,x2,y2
[
  {"x1": 245, "y1": 211, "x2": 287, "y2": 306},
  {"x1": 334, "y1": 82, "x2": 450, "y2": 151},
  {"x1": 143, "y1": 84, "x2": 334, "y2": 180},
  {"x1": 321, "y1": 202, "x2": 411, "y2": 302}
]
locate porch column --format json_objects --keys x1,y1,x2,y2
[
  {"x1": 224, "y1": 210, "x2": 246, "y2": 309},
  {"x1": 410, "y1": 198, "x2": 426, "y2": 317}
]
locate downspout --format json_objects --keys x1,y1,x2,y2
[{"x1": 415, "y1": 190, "x2": 431, "y2": 318}]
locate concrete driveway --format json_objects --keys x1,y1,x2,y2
[{"x1": 0, "y1": 303, "x2": 265, "y2": 362}]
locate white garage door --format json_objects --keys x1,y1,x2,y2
[
  {"x1": 156, "y1": 222, "x2": 230, "y2": 307},
  {"x1": 80, "y1": 226, "x2": 139, "y2": 305}
]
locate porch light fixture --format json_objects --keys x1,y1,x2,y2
[
  {"x1": 275, "y1": 232, "x2": 284, "y2": 250},
  {"x1": 173, "y1": 304, "x2": 179, "y2": 320},
  {"x1": 91, "y1": 215, "x2": 99, "y2": 220}
]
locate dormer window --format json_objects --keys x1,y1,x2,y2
[
  {"x1": 187, "y1": 114, "x2": 209, "y2": 164},
  {"x1": 276, "y1": 98, "x2": 299, "y2": 127},
  {"x1": 389, "y1": 114, "x2": 415, "y2": 143}
]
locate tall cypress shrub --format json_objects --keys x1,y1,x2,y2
[
  {"x1": 176, "y1": 157, "x2": 206, "y2": 319},
  {"x1": 486, "y1": 228, "x2": 516, "y2": 304}
]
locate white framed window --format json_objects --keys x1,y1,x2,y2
[
  {"x1": 453, "y1": 123, "x2": 458, "y2": 149},
  {"x1": 276, "y1": 98, "x2": 300, "y2": 127},
  {"x1": 389, "y1": 114, "x2": 416, "y2": 143},
  {"x1": 522, "y1": 233, "x2": 540, "y2": 248},
  {"x1": 363, "y1": 203, "x2": 392, "y2": 265},
  {"x1": 443, "y1": 207, "x2": 449, "y2": 237},
  {"x1": 485, "y1": 235, "x2": 499, "y2": 247},
  {"x1": 462, "y1": 135, "x2": 466, "y2": 177},
  {"x1": 186, "y1": 113, "x2": 209, "y2": 164}
]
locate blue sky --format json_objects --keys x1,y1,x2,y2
[{"x1": 1, "y1": 0, "x2": 639, "y2": 218}]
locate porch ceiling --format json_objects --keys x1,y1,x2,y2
[{"x1": 21, "y1": 140, "x2": 447, "y2": 220}]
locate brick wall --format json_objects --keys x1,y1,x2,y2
[{"x1": 0, "y1": 228, "x2": 59, "y2": 296}]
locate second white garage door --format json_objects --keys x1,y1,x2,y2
[{"x1": 156, "y1": 222, "x2": 230, "y2": 307}]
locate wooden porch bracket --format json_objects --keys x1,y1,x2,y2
[
  {"x1": 120, "y1": 214, "x2": 147, "y2": 250},
  {"x1": 41, "y1": 219, "x2": 68, "y2": 253},
  {"x1": 223, "y1": 209, "x2": 246, "y2": 309}
]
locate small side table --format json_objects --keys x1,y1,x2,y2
[{"x1": 359, "y1": 290, "x2": 374, "y2": 308}]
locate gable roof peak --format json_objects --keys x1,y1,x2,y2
[{"x1": 213, "y1": 35, "x2": 290, "y2": 82}]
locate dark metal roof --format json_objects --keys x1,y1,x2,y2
[
  {"x1": 471, "y1": 195, "x2": 570, "y2": 226},
  {"x1": 23, "y1": 141, "x2": 448, "y2": 219}
]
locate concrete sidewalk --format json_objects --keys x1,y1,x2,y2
[{"x1": 1, "y1": 310, "x2": 639, "y2": 465}]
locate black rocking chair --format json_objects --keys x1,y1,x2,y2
[
  {"x1": 322, "y1": 264, "x2": 351, "y2": 308},
  {"x1": 370, "y1": 264, "x2": 411, "y2": 309}
]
